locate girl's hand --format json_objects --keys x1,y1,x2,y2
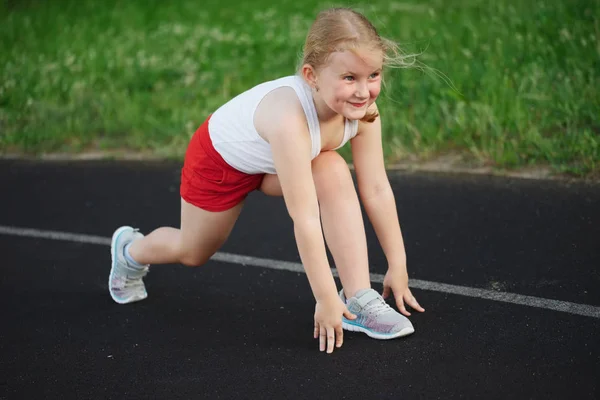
[
  {"x1": 382, "y1": 268, "x2": 425, "y2": 317},
  {"x1": 313, "y1": 296, "x2": 356, "y2": 354}
]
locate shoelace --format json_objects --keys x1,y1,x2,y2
[
  {"x1": 122, "y1": 266, "x2": 149, "y2": 288},
  {"x1": 363, "y1": 297, "x2": 394, "y2": 317},
  {"x1": 123, "y1": 279, "x2": 145, "y2": 289}
]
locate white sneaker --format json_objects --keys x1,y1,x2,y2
[
  {"x1": 340, "y1": 288, "x2": 415, "y2": 339},
  {"x1": 109, "y1": 226, "x2": 149, "y2": 304}
]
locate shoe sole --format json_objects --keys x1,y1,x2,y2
[
  {"x1": 109, "y1": 226, "x2": 147, "y2": 305},
  {"x1": 342, "y1": 320, "x2": 415, "y2": 340}
]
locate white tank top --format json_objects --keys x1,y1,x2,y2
[{"x1": 208, "y1": 75, "x2": 359, "y2": 174}]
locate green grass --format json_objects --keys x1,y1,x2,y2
[{"x1": 1, "y1": 0, "x2": 599, "y2": 177}]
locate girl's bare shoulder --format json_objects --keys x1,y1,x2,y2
[{"x1": 254, "y1": 86, "x2": 307, "y2": 143}]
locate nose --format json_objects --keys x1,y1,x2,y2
[{"x1": 355, "y1": 81, "x2": 369, "y2": 99}]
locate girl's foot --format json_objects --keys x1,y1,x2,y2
[
  {"x1": 109, "y1": 226, "x2": 149, "y2": 304},
  {"x1": 340, "y1": 288, "x2": 415, "y2": 339}
]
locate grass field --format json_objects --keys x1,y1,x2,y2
[{"x1": 1, "y1": 0, "x2": 599, "y2": 177}]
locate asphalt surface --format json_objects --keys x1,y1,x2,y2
[{"x1": 1, "y1": 159, "x2": 599, "y2": 399}]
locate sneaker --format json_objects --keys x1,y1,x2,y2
[
  {"x1": 340, "y1": 288, "x2": 415, "y2": 339},
  {"x1": 109, "y1": 226, "x2": 149, "y2": 304}
]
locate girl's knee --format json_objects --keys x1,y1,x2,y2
[
  {"x1": 312, "y1": 151, "x2": 352, "y2": 192},
  {"x1": 312, "y1": 150, "x2": 346, "y2": 169},
  {"x1": 178, "y1": 233, "x2": 227, "y2": 267},
  {"x1": 178, "y1": 240, "x2": 218, "y2": 267},
  {"x1": 180, "y1": 251, "x2": 210, "y2": 267},
  {"x1": 179, "y1": 252, "x2": 202, "y2": 267}
]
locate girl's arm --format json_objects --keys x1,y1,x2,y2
[
  {"x1": 350, "y1": 103, "x2": 425, "y2": 315},
  {"x1": 257, "y1": 88, "x2": 358, "y2": 352},
  {"x1": 350, "y1": 103, "x2": 407, "y2": 271},
  {"x1": 255, "y1": 88, "x2": 338, "y2": 303}
]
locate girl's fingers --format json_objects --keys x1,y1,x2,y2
[
  {"x1": 335, "y1": 324, "x2": 343, "y2": 348},
  {"x1": 382, "y1": 285, "x2": 391, "y2": 299},
  {"x1": 326, "y1": 327, "x2": 335, "y2": 354},
  {"x1": 397, "y1": 299, "x2": 411, "y2": 317},
  {"x1": 319, "y1": 326, "x2": 327, "y2": 352},
  {"x1": 314, "y1": 322, "x2": 319, "y2": 339},
  {"x1": 342, "y1": 307, "x2": 356, "y2": 320},
  {"x1": 408, "y1": 296, "x2": 425, "y2": 312},
  {"x1": 405, "y1": 291, "x2": 425, "y2": 312},
  {"x1": 388, "y1": 286, "x2": 411, "y2": 316}
]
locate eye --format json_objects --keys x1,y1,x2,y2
[
  {"x1": 369, "y1": 72, "x2": 380, "y2": 79},
  {"x1": 343, "y1": 76, "x2": 355, "y2": 81}
]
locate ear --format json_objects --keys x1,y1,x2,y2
[{"x1": 301, "y1": 64, "x2": 318, "y2": 89}]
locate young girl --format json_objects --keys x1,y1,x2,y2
[{"x1": 109, "y1": 7, "x2": 425, "y2": 354}]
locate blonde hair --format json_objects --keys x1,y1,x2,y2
[{"x1": 299, "y1": 8, "x2": 417, "y2": 123}]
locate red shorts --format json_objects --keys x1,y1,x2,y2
[{"x1": 180, "y1": 115, "x2": 265, "y2": 212}]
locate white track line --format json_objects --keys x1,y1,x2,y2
[{"x1": 1, "y1": 224, "x2": 599, "y2": 319}]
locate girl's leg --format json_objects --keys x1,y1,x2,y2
[
  {"x1": 261, "y1": 157, "x2": 414, "y2": 339},
  {"x1": 128, "y1": 198, "x2": 244, "y2": 266},
  {"x1": 260, "y1": 151, "x2": 371, "y2": 298},
  {"x1": 311, "y1": 151, "x2": 371, "y2": 298},
  {"x1": 109, "y1": 198, "x2": 244, "y2": 304}
]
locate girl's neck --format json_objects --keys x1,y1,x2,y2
[{"x1": 311, "y1": 92, "x2": 343, "y2": 124}]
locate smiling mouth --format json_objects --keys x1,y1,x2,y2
[{"x1": 349, "y1": 101, "x2": 367, "y2": 108}]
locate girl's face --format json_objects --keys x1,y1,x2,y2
[{"x1": 313, "y1": 48, "x2": 383, "y2": 120}]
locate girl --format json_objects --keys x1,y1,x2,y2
[{"x1": 109, "y1": 7, "x2": 425, "y2": 354}]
